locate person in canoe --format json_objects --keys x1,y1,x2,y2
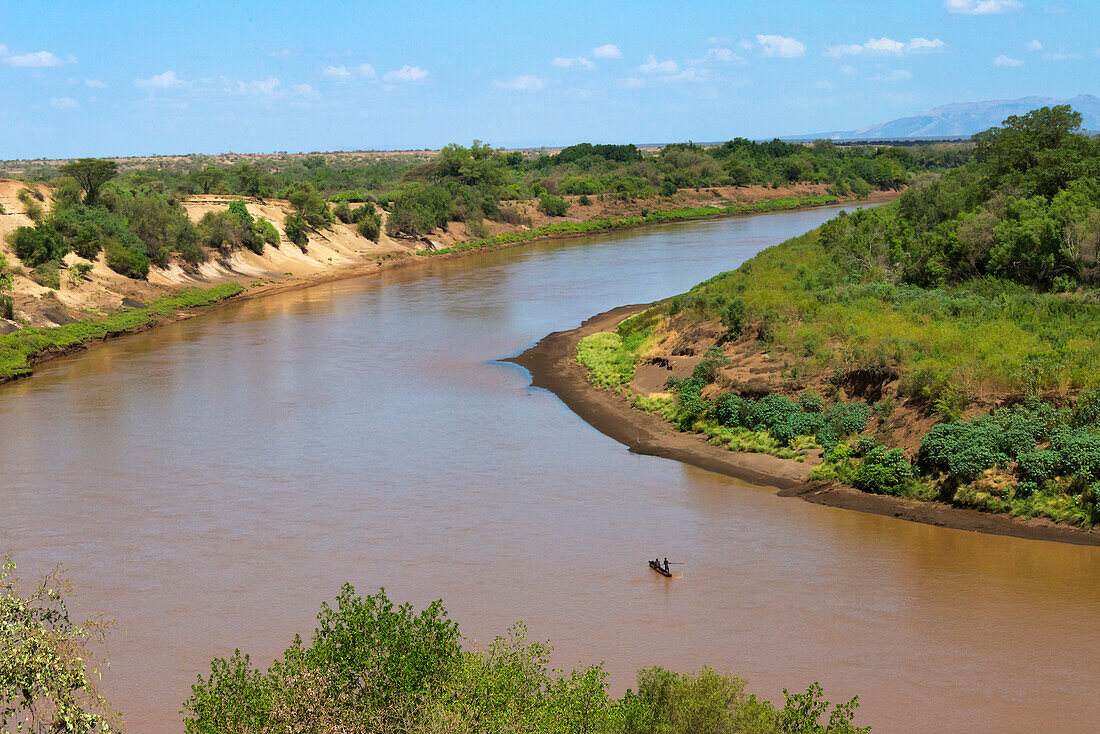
[{"x1": 663, "y1": 557, "x2": 669, "y2": 572}]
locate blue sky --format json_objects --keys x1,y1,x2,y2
[{"x1": 1, "y1": 0, "x2": 1097, "y2": 158}]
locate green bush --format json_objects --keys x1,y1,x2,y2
[
  {"x1": 103, "y1": 237, "x2": 150, "y2": 279},
  {"x1": 798, "y1": 389, "x2": 824, "y2": 414},
  {"x1": 851, "y1": 446, "x2": 913, "y2": 495},
  {"x1": 31, "y1": 262, "x2": 61, "y2": 290},
  {"x1": 918, "y1": 421, "x2": 1000, "y2": 483},
  {"x1": 333, "y1": 201, "x2": 354, "y2": 223},
  {"x1": 1016, "y1": 449, "x2": 1060, "y2": 483},
  {"x1": 183, "y1": 586, "x2": 461, "y2": 733},
  {"x1": 356, "y1": 209, "x2": 382, "y2": 242},
  {"x1": 6, "y1": 223, "x2": 67, "y2": 267},
  {"x1": 254, "y1": 218, "x2": 280, "y2": 250},
  {"x1": 538, "y1": 194, "x2": 570, "y2": 217},
  {"x1": 283, "y1": 213, "x2": 309, "y2": 251}
]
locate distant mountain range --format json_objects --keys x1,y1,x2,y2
[{"x1": 798, "y1": 95, "x2": 1100, "y2": 141}]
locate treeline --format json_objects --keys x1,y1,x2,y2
[
  {"x1": 375, "y1": 138, "x2": 960, "y2": 237},
  {"x1": 818, "y1": 105, "x2": 1100, "y2": 290}
]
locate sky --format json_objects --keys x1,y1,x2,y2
[{"x1": 1, "y1": 0, "x2": 1097, "y2": 158}]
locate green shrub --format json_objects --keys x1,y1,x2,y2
[
  {"x1": 1016, "y1": 449, "x2": 1060, "y2": 483},
  {"x1": 6, "y1": 223, "x2": 67, "y2": 267},
  {"x1": 254, "y1": 218, "x2": 280, "y2": 250},
  {"x1": 284, "y1": 213, "x2": 309, "y2": 251},
  {"x1": 918, "y1": 421, "x2": 1000, "y2": 482},
  {"x1": 333, "y1": 201, "x2": 353, "y2": 223},
  {"x1": 31, "y1": 262, "x2": 61, "y2": 290},
  {"x1": 851, "y1": 446, "x2": 913, "y2": 495},
  {"x1": 356, "y1": 210, "x2": 382, "y2": 242},
  {"x1": 68, "y1": 261, "x2": 94, "y2": 286},
  {"x1": 0, "y1": 295, "x2": 12, "y2": 320},
  {"x1": 714, "y1": 392, "x2": 748, "y2": 428},
  {"x1": 183, "y1": 586, "x2": 461, "y2": 733},
  {"x1": 798, "y1": 389, "x2": 823, "y2": 414},
  {"x1": 103, "y1": 237, "x2": 150, "y2": 279},
  {"x1": 750, "y1": 393, "x2": 801, "y2": 430},
  {"x1": 538, "y1": 194, "x2": 570, "y2": 217}
]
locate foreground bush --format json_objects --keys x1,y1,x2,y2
[
  {"x1": 1, "y1": 557, "x2": 118, "y2": 733},
  {"x1": 184, "y1": 587, "x2": 870, "y2": 734}
]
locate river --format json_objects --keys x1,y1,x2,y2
[{"x1": 3, "y1": 205, "x2": 1099, "y2": 733}]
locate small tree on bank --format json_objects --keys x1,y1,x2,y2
[{"x1": 59, "y1": 158, "x2": 119, "y2": 205}]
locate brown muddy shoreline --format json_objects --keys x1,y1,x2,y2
[{"x1": 508, "y1": 304, "x2": 1100, "y2": 547}]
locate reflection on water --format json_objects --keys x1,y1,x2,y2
[{"x1": 3, "y1": 206, "x2": 1099, "y2": 734}]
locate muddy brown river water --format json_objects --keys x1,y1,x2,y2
[{"x1": 3, "y1": 206, "x2": 1099, "y2": 733}]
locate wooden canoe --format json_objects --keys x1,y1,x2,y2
[{"x1": 649, "y1": 560, "x2": 672, "y2": 577}]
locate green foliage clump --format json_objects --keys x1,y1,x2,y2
[
  {"x1": 851, "y1": 446, "x2": 913, "y2": 495},
  {"x1": 354, "y1": 202, "x2": 383, "y2": 242},
  {"x1": 538, "y1": 194, "x2": 570, "y2": 217},
  {"x1": 385, "y1": 183, "x2": 452, "y2": 237},
  {"x1": 577, "y1": 332, "x2": 639, "y2": 388},
  {"x1": 184, "y1": 586, "x2": 461, "y2": 733},
  {"x1": 286, "y1": 182, "x2": 334, "y2": 229},
  {"x1": 31, "y1": 261, "x2": 61, "y2": 290},
  {"x1": 1, "y1": 557, "x2": 119, "y2": 733},
  {"x1": 283, "y1": 212, "x2": 309, "y2": 251}
]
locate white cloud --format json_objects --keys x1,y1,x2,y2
[
  {"x1": 756, "y1": 34, "x2": 805, "y2": 58},
  {"x1": 815, "y1": 80, "x2": 836, "y2": 90},
  {"x1": 134, "y1": 70, "x2": 184, "y2": 89},
  {"x1": 495, "y1": 75, "x2": 546, "y2": 91},
  {"x1": 617, "y1": 77, "x2": 645, "y2": 89},
  {"x1": 638, "y1": 55, "x2": 679, "y2": 74},
  {"x1": 993, "y1": 54, "x2": 1024, "y2": 66},
  {"x1": 874, "y1": 69, "x2": 914, "y2": 80},
  {"x1": 944, "y1": 0, "x2": 1021, "y2": 14},
  {"x1": 705, "y1": 47, "x2": 742, "y2": 63},
  {"x1": 84, "y1": 78, "x2": 106, "y2": 88},
  {"x1": 236, "y1": 77, "x2": 281, "y2": 94},
  {"x1": 552, "y1": 56, "x2": 594, "y2": 70},
  {"x1": 383, "y1": 65, "x2": 428, "y2": 82},
  {"x1": 840, "y1": 65, "x2": 856, "y2": 75},
  {"x1": 50, "y1": 96, "x2": 78, "y2": 109},
  {"x1": 827, "y1": 37, "x2": 944, "y2": 57},
  {"x1": 0, "y1": 44, "x2": 6, "y2": 56},
  {"x1": 323, "y1": 63, "x2": 375, "y2": 80},
  {"x1": 293, "y1": 83, "x2": 320, "y2": 98},
  {"x1": 1045, "y1": 51, "x2": 1078, "y2": 61},
  {"x1": 323, "y1": 65, "x2": 353, "y2": 80},
  {"x1": 592, "y1": 44, "x2": 621, "y2": 59},
  {"x1": 1027, "y1": 39, "x2": 1043, "y2": 51},
  {"x1": 707, "y1": 36, "x2": 728, "y2": 45},
  {"x1": 4, "y1": 50, "x2": 68, "y2": 67}
]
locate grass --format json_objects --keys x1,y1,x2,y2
[
  {"x1": 664, "y1": 218, "x2": 1100, "y2": 400},
  {"x1": 419, "y1": 194, "x2": 840, "y2": 257},
  {"x1": 0, "y1": 283, "x2": 244, "y2": 382},
  {"x1": 577, "y1": 332, "x2": 638, "y2": 388}
]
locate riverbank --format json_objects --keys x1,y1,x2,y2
[
  {"x1": 510, "y1": 304, "x2": 1100, "y2": 547},
  {"x1": 0, "y1": 191, "x2": 883, "y2": 386}
]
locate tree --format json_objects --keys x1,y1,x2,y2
[
  {"x1": 1, "y1": 557, "x2": 118, "y2": 733},
  {"x1": 190, "y1": 166, "x2": 224, "y2": 195},
  {"x1": 59, "y1": 158, "x2": 118, "y2": 205}
]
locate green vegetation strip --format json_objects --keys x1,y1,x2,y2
[
  {"x1": 419, "y1": 195, "x2": 840, "y2": 257},
  {"x1": 0, "y1": 283, "x2": 243, "y2": 381}
]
